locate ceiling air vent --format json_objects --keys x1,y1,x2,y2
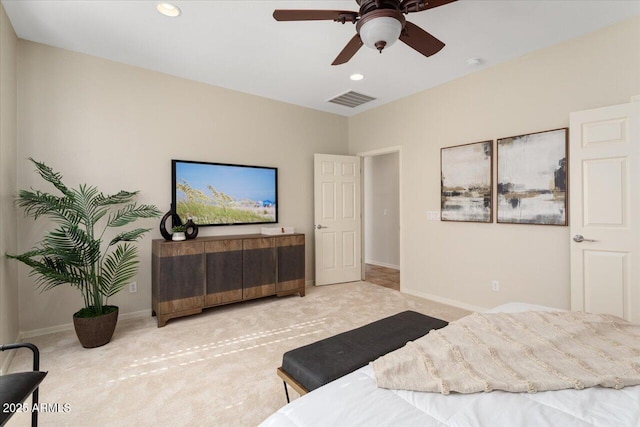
[{"x1": 328, "y1": 91, "x2": 376, "y2": 108}]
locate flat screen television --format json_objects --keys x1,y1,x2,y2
[{"x1": 172, "y1": 159, "x2": 278, "y2": 226}]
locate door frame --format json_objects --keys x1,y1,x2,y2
[{"x1": 356, "y1": 145, "x2": 403, "y2": 288}]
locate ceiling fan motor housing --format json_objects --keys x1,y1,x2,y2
[
  {"x1": 356, "y1": 0, "x2": 405, "y2": 14},
  {"x1": 356, "y1": 9, "x2": 406, "y2": 52}
]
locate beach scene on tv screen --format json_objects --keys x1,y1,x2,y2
[{"x1": 175, "y1": 162, "x2": 276, "y2": 225}]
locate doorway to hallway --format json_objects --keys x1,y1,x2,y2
[{"x1": 361, "y1": 148, "x2": 401, "y2": 292}]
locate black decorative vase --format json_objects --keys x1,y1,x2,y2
[
  {"x1": 159, "y1": 206, "x2": 183, "y2": 241},
  {"x1": 184, "y1": 217, "x2": 198, "y2": 240}
]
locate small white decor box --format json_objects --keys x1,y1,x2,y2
[{"x1": 261, "y1": 227, "x2": 294, "y2": 235}]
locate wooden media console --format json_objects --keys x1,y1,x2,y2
[{"x1": 151, "y1": 233, "x2": 305, "y2": 327}]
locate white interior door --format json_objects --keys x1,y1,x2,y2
[
  {"x1": 569, "y1": 99, "x2": 639, "y2": 323},
  {"x1": 314, "y1": 154, "x2": 362, "y2": 286}
]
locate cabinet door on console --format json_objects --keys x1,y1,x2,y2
[
  {"x1": 205, "y1": 240, "x2": 243, "y2": 306},
  {"x1": 276, "y1": 235, "x2": 305, "y2": 294},
  {"x1": 152, "y1": 240, "x2": 205, "y2": 317},
  {"x1": 243, "y1": 237, "x2": 276, "y2": 299}
]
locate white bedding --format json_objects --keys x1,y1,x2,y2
[{"x1": 260, "y1": 303, "x2": 640, "y2": 427}]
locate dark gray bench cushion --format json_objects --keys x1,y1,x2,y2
[{"x1": 281, "y1": 310, "x2": 448, "y2": 392}]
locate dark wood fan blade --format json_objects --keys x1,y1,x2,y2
[
  {"x1": 401, "y1": 0, "x2": 457, "y2": 13},
  {"x1": 399, "y1": 21, "x2": 445, "y2": 57},
  {"x1": 273, "y1": 10, "x2": 358, "y2": 22},
  {"x1": 332, "y1": 34, "x2": 363, "y2": 66}
]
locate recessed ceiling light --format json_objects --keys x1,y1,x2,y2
[
  {"x1": 465, "y1": 57, "x2": 482, "y2": 66},
  {"x1": 157, "y1": 2, "x2": 181, "y2": 17},
  {"x1": 350, "y1": 73, "x2": 364, "y2": 81}
]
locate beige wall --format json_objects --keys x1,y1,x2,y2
[
  {"x1": 0, "y1": 3, "x2": 18, "y2": 370},
  {"x1": 16, "y1": 40, "x2": 348, "y2": 332},
  {"x1": 9, "y1": 15, "x2": 640, "y2": 333},
  {"x1": 349, "y1": 16, "x2": 640, "y2": 311}
]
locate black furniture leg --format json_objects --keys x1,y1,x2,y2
[
  {"x1": 283, "y1": 381, "x2": 290, "y2": 403},
  {"x1": 1, "y1": 343, "x2": 45, "y2": 427}
]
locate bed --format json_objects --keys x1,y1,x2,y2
[{"x1": 260, "y1": 303, "x2": 640, "y2": 426}]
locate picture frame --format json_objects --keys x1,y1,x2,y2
[
  {"x1": 441, "y1": 140, "x2": 493, "y2": 223},
  {"x1": 496, "y1": 128, "x2": 568, "y2": 225}
]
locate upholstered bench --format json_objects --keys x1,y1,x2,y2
[{"x1": 277, "y1": 310, "x2": 448, "y2": 402}]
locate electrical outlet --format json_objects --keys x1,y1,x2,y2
[
  {"x1": 492, "y1": 280, "x2": 499, "y2": 292},
  {"x1": 129, "y1": 282, "x2": 137, "y2": 293}
]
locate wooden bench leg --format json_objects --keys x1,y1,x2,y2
[{"x1": 277, "y1": 367, "x2": 308, "y2": 403}]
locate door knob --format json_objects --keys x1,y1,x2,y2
[
  {"x1": 316, "y1": 224, "x2": 327, "y2": 230},
  {"x1": 573, "y1": 234, "x2": 597, "y2": 243}
]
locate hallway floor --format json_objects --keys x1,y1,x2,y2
[{"x1": 365, "y1": 264, "x2": 400, "y2": 291}]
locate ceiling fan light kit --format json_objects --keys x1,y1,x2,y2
[
  {"x1": 273, "y1": 0, "x2": 456, "y2": 65},
  {"x1": 357, "y1": 10, "x2": 405, "y2": 52}
]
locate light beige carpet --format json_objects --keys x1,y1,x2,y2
[{"x1": 6, "y1": 281, "x2": 469, "y2": 426}]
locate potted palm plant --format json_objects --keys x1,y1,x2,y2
[{"x1": 6, "y1": 158, "x2": 161, "y2": 348}]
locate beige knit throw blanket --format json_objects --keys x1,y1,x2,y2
[{"x1": 372, "y1": 311, "x2": 640, "y2": 394}]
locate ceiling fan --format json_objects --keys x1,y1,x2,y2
[{"x1": 273, "y1": 0, "x2": 457, "y2": 65}]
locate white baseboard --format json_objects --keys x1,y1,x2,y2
[
  {"x1": 365, "y1": 260, "x2": 400, "y2": 270},
  {"x1": 0, "y1": 332, "x2": 22, "y2": 375},
  {"x1": 120, "y1": 309, "x2": 152, "y2": 321},
  {"x1": 20, "y1": 323, "x2": 73, "y2": 339},
  {"x1": 401, "y1": 288, "x2": 487, "y2": 313},
  {"x1": 305, "y1": 280, "x2": 315, "y2": 286},
  {"x1": 20, "y1": 309, "x2": 152, "y2": 339}
]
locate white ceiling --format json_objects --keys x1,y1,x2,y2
[{"x1": 3, "y1": 1, "x2": 639, "y2": 117}]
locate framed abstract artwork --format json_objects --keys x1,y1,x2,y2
[
  {"x1": 497, "y1": 128, "x2": 568, "y2": 225},
  {"x1": 441, "y1": 140, "x2": 493, "y2": 223}
]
